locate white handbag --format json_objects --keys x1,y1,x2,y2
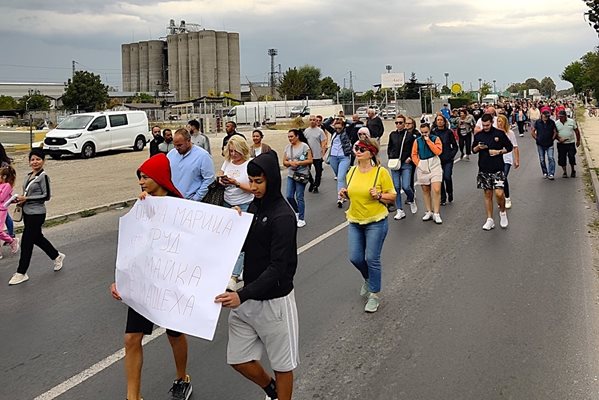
[{"x1": 387, "y1": 158, "x2": 400, "y2": 170}]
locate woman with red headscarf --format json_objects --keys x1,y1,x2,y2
[{"x1": 339, "y1": 137, "x2": 396, "y2": 313}]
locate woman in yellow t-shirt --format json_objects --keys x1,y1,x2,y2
[{"x1": 339, "y1": 138, "x2": 396, "y2": 313}]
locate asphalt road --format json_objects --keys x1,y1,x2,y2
[
  {"x1": 1, "y1": 130, "x2": 599, "y2": 400},
  {"x1": 0, "y1": 130, "x2": 37, "y2": 145}
]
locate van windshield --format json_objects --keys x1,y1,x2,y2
[
  {"x1": 227, "y1": 108, "x2": 236, "y2": 117},
  {"x1": 56, "y1": 115, "x2": 93, "y2": 130}
]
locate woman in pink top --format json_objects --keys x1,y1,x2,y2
[{"x1": 0, "y1": 166, "x2": 20, "y2": 255}]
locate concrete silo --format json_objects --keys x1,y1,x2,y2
[
  {"x1": 121, "y1": 44, "x2": 131, "y2": 92},
  {"x1": 148, "y1": 40, "x2": 165, "y2": 92},
  {"x1": 139, "y1": 41, "x2": 149, "y2": 92},
  {"x1": 167, "y1": 35, "x2": 179, "y2": 98},
  {"x1": 188, "y1": 32, "x2": 201, "y2": 98},
  {"x1": 130, "y1": 43, "x2": 140, "y2": 92},
  {"x1": 227, "y1": 33, "x2": 241, "y2": 99},
  {"x1": 177, "y1": 34, "x2": 190, "y2": 100},
  {"x1": 215, "y1": 31, "x2": 230, "y2": 94},
  {"x1": 199, "y1": 30, "x2": 217, "y2": 97}
]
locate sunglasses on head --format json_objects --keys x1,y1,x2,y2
[{"x1": 354, "y1": 145, "x2": 369, "y2": 153}]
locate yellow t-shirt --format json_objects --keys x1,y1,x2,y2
[{"x1": 345, "y1": 166, "x2": 396, "y2": 224}]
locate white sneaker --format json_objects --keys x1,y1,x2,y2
[
  {"x1": 394, "y1": 209, "x2": 406, "y2": 220},
  {"x1": 422, "y1": 211, "x2": 433, "y2": 221},
  {"x1": 8, "y1": 272, "x2": 29, "y2": 285},
  {"x1": 499, "y1": 211, "x2": 508, "y2": 228},
  {"x1": 482, "y1": 218, "x2": 495, "y2": 230},
  {"x1": 364, "y1": 292, "x2": 380, "y2": 313},
  {"x1": 505, "y1": 198, "x2": 512, "y2": 209},
  {"x1": 297, "y1": 220, "x2": 306, "y2": 228},
  {"x1": 409, "y1": 201, "x2": 418, "y2": 214},
  {"x1": 433, "y1": 213, "x2": 442, "y2": 224},
  {"x1": 53, "y1": 252, "x2": 66, "y2": 271}
]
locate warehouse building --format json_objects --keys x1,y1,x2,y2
[{"x1": 121, "y1": 20, "x2": 240, "y2": 101}]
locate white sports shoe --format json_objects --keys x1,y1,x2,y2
[
  {"x1": 433, "y1": 213, "x2": 442, "y2": 224},
  {"x1": 54, "y1": 252, "x2": 66, "y2": 271},
  {"x1": 499, "y1": 211, "x2": 508, "y2": 228},
  {"x1": 8, "y1": 273, "x2": 29, "y2": 285},
  {"x1": 409, "y1": 201, "x2": 418, "y2": 214},
  {"x1": 422, "y1": 211, "x2": 434, "y2": 221},
  {"x1": 394, "y1": 209, "x2": 406, "y2": 220},
  {"x1": 505, "y1": 198, "x2": 512, "y2": 209},
  {"x1": 297, "y1": 220, "x2": 306, "y2": 228},
  {"x1": 482, "y1": 218, "x2": 495, "y2": 231}
]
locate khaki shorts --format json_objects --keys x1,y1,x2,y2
[
  {"x1": 227, "y1": 290, "x2": 299, "y2": 372},
  {"x1": 415, "y1": 157, "x2": 443, "y2": 185}
]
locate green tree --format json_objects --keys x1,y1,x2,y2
[
  {"x1": 338, "y1": 88, "x2": 354, "y2": 103},
  {"x1": 540, "y1": 77, "x2": 556, "y2": 97},
  {"x1": 320, "y1": 76, "x2": 340, "y2": 99},
  {"x1": 360, "y1": 90, "x2": 376, "y2": 102},
  {"x1": 561, "y1": 61, "x2": 584, "y2": 93},
  {"x1": 523, "y1": 78, "x2": 541, "y2": 90},
  {"x1": 403, "y1": 72, "x2": 420, "y2": 99},
  {"x1": 278, "y1": 67, "x2": 305, "y2": 100},
  {"x1": 126, "y1": 93, "x2": 156, "y2": 103},
  {"x1": 18, "y1": 91, "x2": 50, "y2": 111},
  {"x1": 440, "y1": 85, "x2": 451, "y2": 95},
  {"x1": 298, "y1": 65, "x2": 322, "y2": 99},
  {"x1": 62, "y1": 70, "x2": 109, "y2": 112},
  {"x1": 0, "y1": 95, "x2": 18, "y2": 110}
]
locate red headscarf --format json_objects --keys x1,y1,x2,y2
[
  {"x1": 356, "y1": 140, "x2": 379, "y2": 155},
  {"x1": 136, "y1": 153, "x2": 183, "y2": 198}
]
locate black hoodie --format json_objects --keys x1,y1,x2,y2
[{"x1": 237, "y1": 151, "x2": 298, "y2": 303}]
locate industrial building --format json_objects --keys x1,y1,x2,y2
[{"x1": 121, "y1": 20, "x2": 240, "y2": 101}]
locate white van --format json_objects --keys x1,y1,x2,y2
[{"x1": 43, "y1": 111, "x2": 150, "y2": 159}]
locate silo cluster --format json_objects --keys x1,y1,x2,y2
[{"x1": 122, "y1": 28, "x2": 241, "y2": 101}]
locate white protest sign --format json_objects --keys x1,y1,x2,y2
[
  {"x1": 115, "y1": 196, "x2": 253, "y2": 340},
  {"x1": 381, "y1": 72, "x2": 405, "y2": 88}
]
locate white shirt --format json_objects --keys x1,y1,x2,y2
[
  {"x1": 221, "y1": 160, "x2": 253, "y2": 206},
  {"x1": 503, "y1": 129, "x2": 518, "y2": 165}
]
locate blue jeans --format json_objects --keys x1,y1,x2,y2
[
  {"x1": 537, "y1": 145, "x2": 555, "y2": 176},
  {"x1": 223, "y1": 202, "x2": 250, "y2": 277},
  {"x1": 286, "y1": 177, "x2": 306, "y2": 220},
  {"x1": 348, "y1": 218, "x2": 388, "y2": 293},
  {"x1": 329, "y1": 155, "x2": 351, "y2": 198},
  {"x1": 5, "y1": 214, "x2": 14, "y2": 237},
  {"x1": 440, "y1": 161, "x2": 454, "y2": 203},
  {"x1": 391, "y1": 164, "x2": 414, "y2": 210}
]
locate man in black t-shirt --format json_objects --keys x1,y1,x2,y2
[{"x1": 472, "y1": 114, "x2": 513, "y2": 231}]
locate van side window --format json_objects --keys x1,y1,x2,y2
[
  {"x1": 109, "y1": 114, "x2": 128, "y2": 127},
  {"x1": 89, "y1": 116, "x2": 107, "y2": 130}
]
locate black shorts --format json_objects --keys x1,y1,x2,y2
[
  {"x1": 557, "y1": 143, "x2": 576, "y2": 166},
  {"x1": 476, "y1": 171, "x2": 506, "y2": 190},
  {"x1": 125, "y1": 307, "x2": 182, "y2": 337}
]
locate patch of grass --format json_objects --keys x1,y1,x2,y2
[
  {"x1": 79, "y1": 209, "x2": 97, "y2": 218},
  {"x1": 589, "y1": 217, "x2": 599, "y2": 232}
]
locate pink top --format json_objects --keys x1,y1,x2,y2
[{"x1": 0, "y1": 182, "x2": 13, "y2": 211}]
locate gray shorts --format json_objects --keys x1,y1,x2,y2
[{"x1": 227, "y1": 290, "x2": 299, "y2": 372}]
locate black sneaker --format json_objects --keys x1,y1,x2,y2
[
  {"x1": 308, "y1": 184, "x2": 314, "y2": 193},
  {"x1": 562, "y1": 172, "x2": 568, "y2": 178},
  {"x1": 312, "y1": 186, "x2": 319, "y2": 193},
  {"x1": 571, "y1": 170, "x2": 576, "y2": 178},
  {"x1": 169, "y1": 375, "x2": 192, "y2": 400},
  {"x1": 337, "y1": 200, "x2": 343, "y2": 208}
]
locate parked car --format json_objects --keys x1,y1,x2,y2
[
  {"x1": 43, "y1": 111, "x2": 150, "y2": 159},
  {"x1": 356, "y1": 105, "x2": 380, "y2": 119},
  {"x1": 381, "y1": 105, "x2": 397, "y2": 119}
]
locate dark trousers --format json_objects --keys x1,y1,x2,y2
[
  {"x1": 557, "y1": 143, "x2": 577, "y2": 167},
  {"x1": 503, "y1": 163, "x2": 511, "y2": 198},
  {"x1": 459, "y1": 133, "x2": 472, "y2": 156},
  {"x1": 516, "y1": 121, "x2": 525, "y2": 135},
  {"x1": 17, "y1": 213, "x2": 59, "y2": 274},
  {"x1": 310, "y1": 158, "x2": 324, "y2": 188},
  {"x1": 440, "y1": 161, "x2": 454, "y2": 203}
]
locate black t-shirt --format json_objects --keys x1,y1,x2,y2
[{"x1": 473, "y1": 127, "x2": 513, "y2": 173}]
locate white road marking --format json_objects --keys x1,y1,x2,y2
[{"x1": 34, "y1": 218, "x2": 350, "y2": 399}]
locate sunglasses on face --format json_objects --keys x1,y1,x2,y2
[
  {"x1": 354, "y1": 145, "x2": 369, "y2": 153},
  {"x1": 395, "y1": 121, "x2": 404, "y2": 124}
]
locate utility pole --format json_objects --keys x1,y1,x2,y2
[
  {"x1": 268, "y1": 49, "x2": 278, "y2": 99},
  {"x1": 349, "y1": 71, "x2": 354, "y2": 113},
  {"x1": 444, "y1": 72, "x2": 449, "y2": 88},
  {"x1": 72, "y1": 60, "x2": 76, "y2": 78}
]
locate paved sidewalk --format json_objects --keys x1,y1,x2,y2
[{"x1": 5, "y1": 122, "x2": 394, "y2": 224}]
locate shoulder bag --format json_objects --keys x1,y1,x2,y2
[
  {"x1": 387, "y1": 132, "x2": 407, "y2": 171},
  {"x1": 201, "y1": 179, "x2": 225, "y2": 207},
  {"x1": 290, "y1": 145, "x2": 310, "y2": 184},
  {"x1": 13, "y1": 172, "x2": 46, "y2": 222}
]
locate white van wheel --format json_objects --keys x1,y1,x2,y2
[
  {"x1": 133, "y1": 136, "x2": 146, "y2": 151},
  {"x1": 81, "y1": 143, "x2": 96, "y2": 159}
]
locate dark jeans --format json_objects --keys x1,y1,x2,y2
[
  {"x1": 459, "y1": 133, "x2": 472, "y2": 156},
  {"x1": 5, "y1": 214, "x2": 14, "y2": 237},
  {"x1": 309, "y1": 158, "x2": 324, "y2": 188},
  {"x1": 516, "y1": 121, "x2": 525, "y2": 135},
  {"x1": 440, "y1": 161, "x2": 454, "y2": 202},
  {"x1": 503, "y1": 163, "x2": 511, "y2": 198},
  {"x1": 17, "y1": 213, "x2": 59, "y2": 274},
  {"x1": 557, "y1": 143, "x2": 576, "y2": 167}
]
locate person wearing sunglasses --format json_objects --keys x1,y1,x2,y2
[
  {"x1": 339, "y1": 138, "x2": 396, "y2": 313},
  {"x1": 387, "y1": 115, "x2": 418, "y2": 220},
  {"x1": 322, "y1": 117, "x2": 353, "y2": 208},
  {"x1": 410, "y1": 123, "x2": 443, "y2": 224}
]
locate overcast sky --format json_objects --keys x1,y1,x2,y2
[{"x1": 0, "y1": 0, "x2": 596, "y2": 92}]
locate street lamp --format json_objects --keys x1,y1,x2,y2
[
  {"x1": 478, "y1": 78, "x2": 482, "y2": 102},
  {"x1": 444, "y1": 72, "x2": 449, "y2": 88},
  {"x1": 385, "y1": 65, "x2": 392, "y2": 73},
  {"x1": 493, "y1": 80, "x2": 497, "y2": 93}
]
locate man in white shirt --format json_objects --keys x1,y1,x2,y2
[
  {"x1": 303, "y1": 115, "x2": 327, "y2": 193},
  {"x1": 187, "y1": 119, "x2": 211, "y2": 155},
  {"x1": 555, "y1": 110, "x2": 581, "y2": 178}
]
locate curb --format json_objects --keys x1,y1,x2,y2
[
  {"x1": 14, "y1": 198, "x2": 138, "y2": 233},
  {"x1": 578, "y1": 121, "x2": 599, "y2": 211}
]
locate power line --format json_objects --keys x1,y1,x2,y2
[{"x1": 0, "y1": 63, "x2": 120, "y2": 71}]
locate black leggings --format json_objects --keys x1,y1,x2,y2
[
  {"x1": 516, "y1": 121, "x2": 525, "y2": 135},
  {"x1": 459, "y1": 133, "x2": 472, "y2": 156},
  {"x1": 17, "y1": 213, "x2": 59, "y2": 274}
]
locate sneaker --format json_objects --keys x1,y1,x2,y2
[
  {"x1": 226, "y1": 276, "x2": 239, "y2": 292},
  {"x1": 519, "y1": 133, "x2": 524, "y2": 137},
  {"x1": 482, "y1": 218, "x2": 495, "y2": 231},
  {"x1": 334, "y1": 176, "x2": 337, "y2": 181},
  {"x1": 499, "y1": 211, "x2": 508, "y2": 228},
  {"x1": 297, "y1": 219, "x2": 306, "y2": 228},
  {"x1": 169, "y1": 375, "x2": 192, "y2": 400},
  {"x1": 393, "y1": 209, "x2": 406, "y2": 220},
  {"x1": 440, "y1": 201, "x2": 446, "y2": 206},
  {"x1": 465, "y1": 155, "x2": 470, "y2": 160},
  {"x1": 308, "y1": 184, "x2": 314, "y2": 192},
  {"x1": 571, "y1": 170, "x2": 576, "y2": 178},
  {"x1": 422, "y1": 211, "x2": 433, "y2": 221},
  {"x1": 505, "y1": 197, "x2": 512, "y2": 209},
  {"x1": 562, "y1": 172, "x2": 568, "y2": 178},
  {"x1": 548, "y1": 175, "x2": 555, "y2": 180},
  {"x1": 364, "y1": 293, "x2": 380, "y2": 313},
  {"x1": 433, "y1": 213, "x2": 442, "y2": 224},
  {"x1": 312, "y1": 186, "x2": 319, "y2": 193},
  {"x1": 360, "y1": 280, "x2": 370, "y2": 298},
  {"x1": 53, "y1": 252, "x2": 66, "y2": 271},
  {"x1": 8, "y1": 272, "x2": 29, "y2": 285},
  {"x1": 9, "y1": 237, "x2": 19, "y2": 254},
  {"x1": 337, "y1": 200, "x2": 343, "y2": 208},
  {"x1": 409, "y1": 201, "x2": 418, "y2": 214},
  {"x1": 543, "y1": 173, "x2": 548, "y2": 179},
  {"x1": 265, "y1": 395, "x2": 278, "y2": 400},
  {"x1": 448, "y1": 194, "x2": 453, "y2": 203}
]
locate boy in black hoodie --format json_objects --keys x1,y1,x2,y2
[{"x1": 215, "y1": 151, "x2": 299, "y2": 400}]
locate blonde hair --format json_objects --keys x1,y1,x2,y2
[
  {"x1": 496, "y1": 114, "x2": 509, "y2": 133},
  {"x1": 358, "y1": 137, "x2": 381, "y2": 166},
  {"x1": 224, "y1": 135, "x2": 250, "y2": 162}
]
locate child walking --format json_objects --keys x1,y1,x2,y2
[{"x1": 0, "y1": 166, "x2": 20, "y2": 257}]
